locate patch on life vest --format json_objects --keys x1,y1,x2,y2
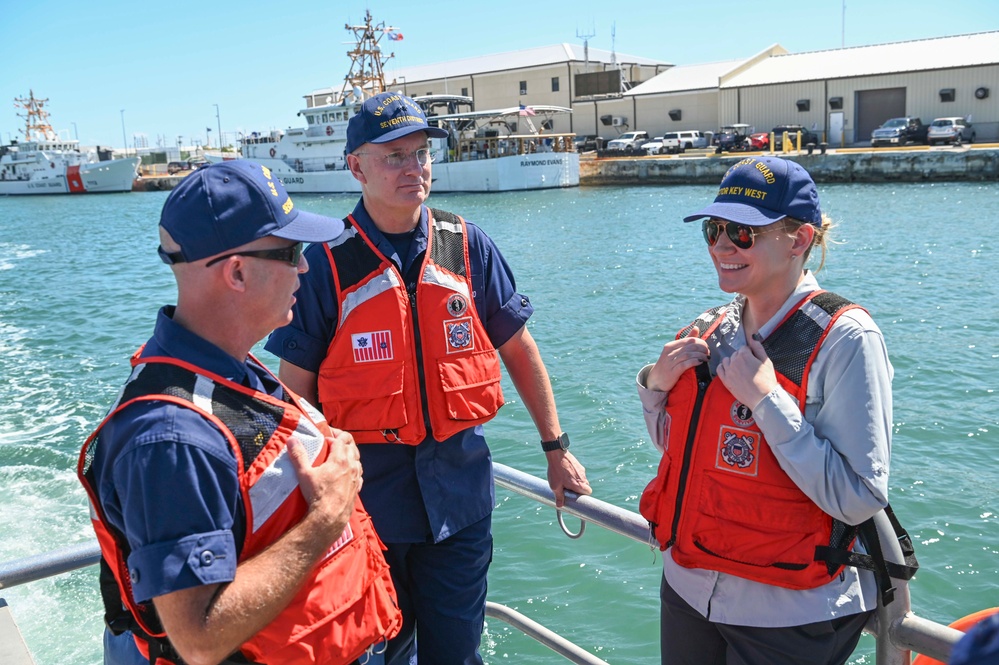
[
  {"x1": 322, "y1": 522, "x2": 354, "y2": 562},
  {"x1": 352, "y1": 330, "x2": 393, "y2": 363},
  {"x1": 447, "y1": 293, "x2": 468, "y2": 317},
  {"x1": 444, "y1": 317, "x2": 474, "y2": 353},
  {"x1": 716, "y1": 426, "x2": 759, "y2": 476},
  {"x1": 730, "y1": 401, "x2": 755, "y2": 427}
]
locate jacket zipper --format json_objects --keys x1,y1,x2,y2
[{"x1": 665, "y1": 361, "x2": 711, "y2": 548}]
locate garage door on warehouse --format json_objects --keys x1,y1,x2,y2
[{"x1": 856, "y1": 88, "x2": 906, "y2": 143}]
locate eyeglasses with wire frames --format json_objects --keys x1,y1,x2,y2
[
  {"x1": 702, "y1": 218, "x2": 785, "y2": 250},
  {"x1": 353, "y1": 147, "x2": 436, "y2": 168},
  {"x1": 158, "y1": 242, "x2": 304, "y2": 267}
]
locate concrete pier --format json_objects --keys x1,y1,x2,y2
[{"x1": 579, "y1": 145, "x2": 999, "y2": 186}]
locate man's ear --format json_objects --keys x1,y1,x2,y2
[
  {"x1": 219, "y1": 256, "x2": 248, "y2": 293},
  {"x1": 346, "y1": 154, "x2": 367, "y2": 184}
]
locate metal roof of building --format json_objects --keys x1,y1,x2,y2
[
  {"x1": 722, "y1": 31, "x2": 999, "y2": 88},
  {"x1": 626, "y1": 59, "x2": 749, "y2": 95},
  {"x1": 309, "y1": 44, "x2": 670, "y2": 97}
]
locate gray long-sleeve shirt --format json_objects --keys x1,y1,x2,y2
[{"x1": 637, "y1": 273, "x2": 893, "y2": 627}]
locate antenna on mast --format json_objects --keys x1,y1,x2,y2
[{"x1": 576, "y1": 23, "x2": 596, "y2": 71}]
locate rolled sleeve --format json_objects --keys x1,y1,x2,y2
[{"x1": 128, "y1": 530, "x2": 237, "y2": 603}]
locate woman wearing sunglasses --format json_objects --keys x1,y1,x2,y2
[{"x1": 637, "y1": 157, "x2": 893, "y2": 665}]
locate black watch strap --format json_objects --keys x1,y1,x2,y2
[{"x1": 541, "y1": 432, "x2": 570, "y2": 452}]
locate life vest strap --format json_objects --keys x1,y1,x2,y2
[{"x1": 814, "y1": 505, "x2": 919, "y2": 605}]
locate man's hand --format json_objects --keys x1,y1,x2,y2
[
  {"x1": 545, "y1": 451, "x2": 592, "y2": 508},
  {"x1": 286, "y1": 431, "x2": 361, "y2": 545}
]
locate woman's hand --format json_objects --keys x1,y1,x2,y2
[
  {"x1": 647, "y1": 326, "x2": 710, "y2": 393},
  {"x1": 716, "y1": 334, "x2": 778, "y2": 410}
]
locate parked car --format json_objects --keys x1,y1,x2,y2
[
  {"x1": 870, "y1": 117, "x2": 928, "y2": 147},
  {"x1": 606, "y1": 130, "x2": 650, "y2": 151},
  {"x1": 662, "y1": 130, "x2": 709, "y2": 153},
  {"x1": 713, "y1": 124, "x2": 752, "y2": 152},
  {"x1": 927, "y1": 117, "x2": 976, "y2": 145},
  {"x1": 641, "y1": 136, "x2": 666, "y2": 155},
  {"x1": 771, "y1": 124, "x2": 819, "y2": 150},
  {"x1": 748, "y1": 132, "x2": 770, "y2": 150},
  {"x1": 166, "y1": 161, "x2": 187, "y2": 175},
  {"x1": 574, "y1": 134, "x2": 604, "y2": 152}
]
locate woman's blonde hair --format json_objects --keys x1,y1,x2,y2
[{"x1": 782, "y1": 213, "x2": 835, "y2": 272}]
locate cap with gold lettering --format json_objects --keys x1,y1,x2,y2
[
  {"x1": 345, "y1": 91, "x2": 449, "y2": 154},
  {"x1": 158, "y1": 160, "x2": 344, "y2": 264},
  {"x1": 682, "y1": 156, "x2": 821, "y2": 227}
]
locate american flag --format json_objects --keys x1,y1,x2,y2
[
  {"x1": 518, "y1": 103, "x2": 535, "y2": 117},
  {"x1": 387, "y1": 31, "x2": 404, "y2": 41},
  {"x1": 352, "y1": 331, "x2": 393, "y2": 362}
]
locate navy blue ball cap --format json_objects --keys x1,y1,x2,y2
[
  {"x1": 159, "y1": 160, "x2": 344, "y2": 263},
  {"x1": 345, "y1": 91, "x2": 449, "y2": 154},
  {"x1": 683, "y1": 156, "x2": 822, "y2": 227}
]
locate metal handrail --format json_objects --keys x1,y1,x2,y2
[
  {"x1": 485, "y1": 602, "x2": 610, "y2": 665},
  {"x1": 0, "y1": 464, "x2": 967, "y2": 664},
  {"x1": 492, "y1": 462, "x2": 962, "y2": 665}
]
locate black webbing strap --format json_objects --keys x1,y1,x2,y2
[{"x1": 815, "y1": 505, "x2": 919, "y2": 605}]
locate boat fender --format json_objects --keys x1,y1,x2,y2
[
  {"x1": 911, "y1": 607, "x2": 999, "y2": 665},
  {"x1": 269, "y1": 147, "x2": 276, "y2": 158}
]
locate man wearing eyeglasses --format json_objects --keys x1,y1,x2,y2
[
  {"x1": 79, "y1": 161, "x2": 401, "y2": 665},
  {"x1": 267, "y1": 91, "x2": 592, "y2": 665}
]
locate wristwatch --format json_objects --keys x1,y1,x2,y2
[{"x1": 541, "y1": 432, "x2": 570, "y2": 452}]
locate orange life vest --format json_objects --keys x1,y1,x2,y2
[
  {"x1": 78, "y1": 352, "x2": 402, "y2": 665},
  {"x1": 316, "y1": 209, "x2": 504, "y2": 444},
  {"x1": 639, "y1": 291, "x2": 865, "y2": 590}
]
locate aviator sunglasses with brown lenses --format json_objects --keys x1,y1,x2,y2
[{"x1": 701, "y1": 218, "x2": 783, "y2": 250}]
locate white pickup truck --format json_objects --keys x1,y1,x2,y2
[{"x1": 605, "y1": 131, "x2": 649, "y2": 151}]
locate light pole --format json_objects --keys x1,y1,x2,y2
[
  {"x1": 214, "y1": 104, "x2": 222, "y2": 150},
  {"x1": 120, "y1": 110, "x2": 127, "y2": 156}
]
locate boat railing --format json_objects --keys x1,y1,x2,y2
[
  {"x1": 0, "y1": 463, "x2": 966, "y2": 664},
  {"x1": 449, "y1": 133, "x2": 576, "y2": 162}
]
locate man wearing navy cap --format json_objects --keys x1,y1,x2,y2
[
  {"x1": 80, "y1": 161, "x2": 401, "y2": 665},
  {"x1": 267, "y1": 91, "x2": 592, "y2": 665}
]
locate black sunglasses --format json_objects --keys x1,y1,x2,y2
[
  {"x1": 203, "y1": 242, "x2": 304, "y2": 267},
  {"x1": 702, "y1": 219, "x2": 771, "y2": 250}
]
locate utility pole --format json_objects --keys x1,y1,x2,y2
[{"x1": 842, "y1": 0, "x2": 846, "y2": 48}]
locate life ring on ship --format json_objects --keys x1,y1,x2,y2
[
  {"x1": 326, "y1": 125, "x2": 334, "y2": 136},
  {"x1": 269, "y1": 147, "x2": 276, "y2": 158},
  {"x1": 911, "y1": 607, "x2": 999, "y2": 665}
]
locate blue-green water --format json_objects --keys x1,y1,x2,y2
[{"x1": 1, "y1": 182, "x2": 997, "y2": 664}]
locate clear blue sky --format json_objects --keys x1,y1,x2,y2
[{"x1": 3, "y1": 0, "x2": 997, "y2": 150}]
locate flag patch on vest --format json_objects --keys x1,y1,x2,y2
[
  {"x1": 352, "y1": 331, "x2": 393, "y2": 362},
  {"x1": 716, "y1": 426, "x2": 759, "y2": 476},
  {"x1": 444, "y1": 318, "x2": 474, "y2": 353},
  {"x1": 321, "y1": 522, "x2": 354, "y2": 562}
]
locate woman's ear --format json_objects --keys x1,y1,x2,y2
[{"x1": 791, "y1": 223, "x2": 815, "y2": 258}]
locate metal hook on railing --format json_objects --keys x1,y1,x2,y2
[{"x1": 557, "y1": 510, "x2": 585, "y2": 539}]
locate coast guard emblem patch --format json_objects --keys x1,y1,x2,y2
[
  {"x1": 730, "y1": 401, "x2": 755, "y2": 427},
  {"x1": 447, "y1": 293, "x2": 468, "y2": 317},
  {"x1": 716, "y1": 426, "x2": 759, "y2": 476},
  {"x1": 351, "y1": 331, "x2": 393, "y2": 363},
  {"x1": 444, "y1": 318, "x2": 474, "y2": 353}
]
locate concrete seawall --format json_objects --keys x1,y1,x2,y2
[{"x1": 579, "y1": 147, "x2": 999, "y2": 186}]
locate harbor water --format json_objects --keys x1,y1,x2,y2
[{"x1": 0, "y1": 181, "x2": 997, "y2": 664}]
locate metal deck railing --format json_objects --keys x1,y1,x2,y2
[{"x1": 0, "y1": 463, "x2": 966, "y2": 664}]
